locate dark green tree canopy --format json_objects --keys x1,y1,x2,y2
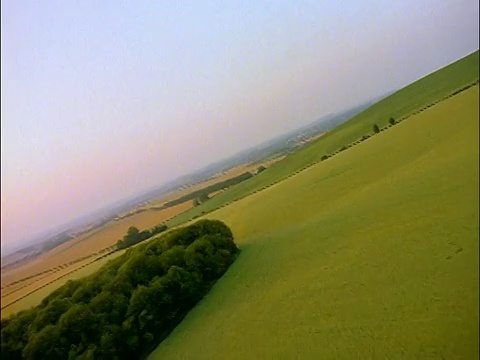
[{"x1": 1, "y1": 220, "x2": 239, "y2": 360}]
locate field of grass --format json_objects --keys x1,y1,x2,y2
[
  {"x1": 164, "y1": 51, "x2": 479, "y2": 228},
  {"x1": 5, "y1": 49, "x2": 476, "y2": 315},
  {"x1": 1, "y1": 51, "x2": 476, "y2": 357},
  {"x1": 149, "y1": 83, "x2": 478, "y2": 359}
]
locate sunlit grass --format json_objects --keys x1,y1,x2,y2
[
  {"x1": 149, "y1": 85, "x2": 478, "y2": 359},
  {"x1": 164, "y1": 51, "x2": 479, "y2": 227}
]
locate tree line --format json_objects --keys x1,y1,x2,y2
[
  {"x1": 116, "y1": 224, "x2": 167, "y2": 250},
  {"x1": 162, "y1": 171, "x2": 254, "y2": 208},
  {"x1": 1, "y1": 220, "x2": 239, "y2": 360}
]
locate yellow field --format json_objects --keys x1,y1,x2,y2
[
  {"x1": 1, "y1": 251, "x2": 124, "y2": 318},
  {"x1": 1, "y1": 202, "x2": 191, "y2": 315}
]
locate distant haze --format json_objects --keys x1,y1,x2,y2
[{"x1": 1, "y1": 1, "x2": 479, "y2": 250}]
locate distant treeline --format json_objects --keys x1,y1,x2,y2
[
  {"x1": 39, "y1": 233, "x2": 75, "y2": 253},
  {"x1": 161, "y1": 171, "x2": 254, "y2": 208},
  {"x1": 116, "y1": 224, "x2": 168, "y2": 250},
  {"x1": 1, "y1": 220, "x2": 239, "y2": 360},
  {"x1": 2, "y1": 233, "x2": 77, "y2": 271}
]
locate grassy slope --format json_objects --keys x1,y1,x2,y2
[
  {"x1": 165, "y1": 51, "x2": 479, "y2": 227},
  {"x1": 149, "y1": 85, "x2": 479, "y2": 359}
]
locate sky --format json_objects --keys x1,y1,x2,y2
[{"x1": 1, "y1": 0, "x2": 479, "y2": 251}]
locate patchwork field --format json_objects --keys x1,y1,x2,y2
[
  {"x1": 148, "y1": 71, "x2": 479, "y2": 358},
  {"x1": 0, "y1": 202, "x2": 191, "y2": 317},
  {"x1": 1, "y1": 157, "x2": 284, "y2": 318},
  {"x1": 143, "y1": 157, "x2": 285, "y2": 208},
  {"x1": 1, "y1": 251, "x2": 124, "y2": 319}
]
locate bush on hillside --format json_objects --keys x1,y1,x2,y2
[
  {"x1": 373, "y1": 124, "x2": 380, "y2": 134},
  {"x1": 193, "y1": 192, "x2": 209, "y2": 206},
  {"x1": 1, "y1": 220, "x2": 239, "y2": 360},
  {"x1": 116, "y1": 224, "x2": 168, "y2": 250}
]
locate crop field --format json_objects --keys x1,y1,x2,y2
[
  {"x1": 143, "y1": 157, "x2": 285, "y2": 208},
  {"x1": 148, "y1": 82, "x2": 478, "y2": 358},
  {"x1": 1, "y1": 250, "x2": 124, "y2": 319},
  {"x1": 1, "y1": 257, "x2": 102, "y2": 309},
  {"x1": 0, "y1": 202, "x2": 191, "y2": 317}
]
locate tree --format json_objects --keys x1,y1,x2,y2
[
  {"x1": 150, "y1": 224, "x2": 167, "y2": 236},
  {"x1": 255, "y1": 165, "x2": 267, "y2": 174},
  {"x1": 29, "y1": 298, "x2": 71, "y2": 333},
  {"x1": 159, "y1": 246, "x2": 187, "y2": 272},
  {"x1": 389, "y1": 117, "x2": 396, "y2": 125},
  {"x1": 1, "y1": 219, "x2": 239, "y2": 360},
  {"x1": 125, "y1": 226, "x2": 140, "y2": 242},
  {"x1": 193, "y1": 193, "x2": 209, "y2": 206},
  {"x1": 1, "y1": 309, "x2": 37, "y2": 359},
  {"x1": 22, "y1": 325, "x2": 67, "y2": 360},
  {"x1": 58, "y1": 304, "x2": 97, "y2": 344},
  {"x1": 98, "y1": 325, "x2": 123, "y2": 357},
  {"x1": 117, "y1": 226, "x2": 154, "y2": 250},
  {"x1": 373, "y1": 124, "x2": 380, "y2": 133}
]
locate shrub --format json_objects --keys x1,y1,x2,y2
[
  {"x1": 116, "y1": 224, "x2": 167, "y2": 250},
  {"x1": 373, "y1": 124, "x2": 380, "y2": 133},
  {"x1": 1, "y1": 220, "x2": 239, "y2": 360}
]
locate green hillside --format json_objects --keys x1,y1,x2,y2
[
  {"x1": 164, "y1": 51, "x2": 479, "y2": 227},
  {"x1": 149, "y1": 65, "x2": 479, "y2": 357}
]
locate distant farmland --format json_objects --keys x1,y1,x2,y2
[
  {"x1": 149, "y1": 55, "x2": 478, "y2": 358},
  {"x1": 0, "y1": 250, "x2": 124, "y2": 319},
  {"x1": 162, "y1": 51, "x2": 479, "y2": 229},
  {"x1": 1, "y1": 50, "x2": 477, "y2": 359},
  {"x1": 0, "y1": 157, "x2": 283, "y2": 318},
  {"x1": 1, "y1": 202, "x2": 191, "y2": 308}
]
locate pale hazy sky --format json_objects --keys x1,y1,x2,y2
[{"x1": 1, "y1": 0, "x2": 479, "y2": 249}]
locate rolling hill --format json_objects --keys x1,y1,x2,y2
[{"x1": 149, "y1": 52, "x2": 479, "y2": 359}]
